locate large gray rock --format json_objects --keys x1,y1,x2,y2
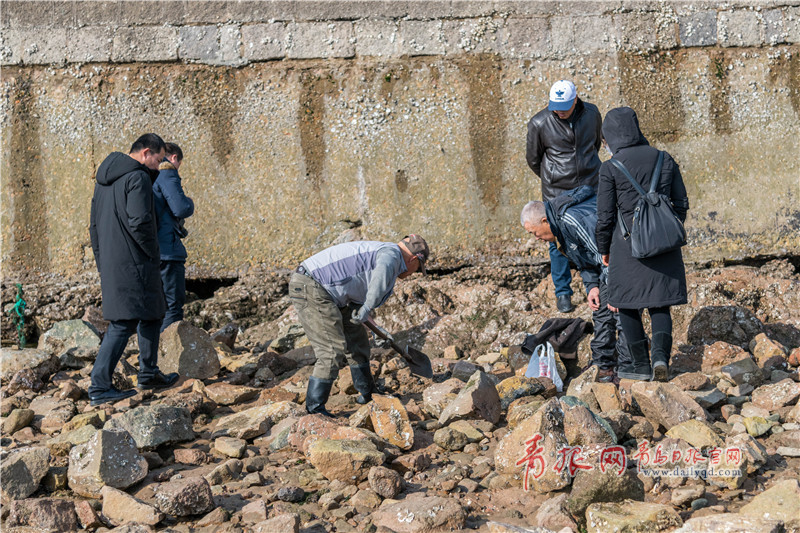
[
  {"x1": 585, "y1": 501, "x2": 682, "y2": 533},
  {"x1": 739, "y1": 478, "x2": 800, "y2": 524},
  {"x1": 687, "y1": 306, "x2": 764, "y2": 347},
  {"x1": 675, "y1": 513, "x2": 783, "y2": 533},
  {"x1": 68, "y1": 429, "x2": 148, "y2": 497},
  {"x1": 154, "y1": 476, "x2": 215, "y2": 516},
  {"x1": 38, "y1": 319, "x2": 101, "y2": 354},
  {"x1": 102, "y1": 485, "x2": 164, "y2": 526},
  {"x1": 212, "y1": 404, "x2": 273, "y2": 439},
  {"x1": 495, "y1": 398, "x2": 570, "y2": 493},
  {"x1": 6, "y1": 498, "x2": 79, "y2": 531},
  {"x1": 0, "y1": 446, "x2": 51, "y2": 501},
  {"x1": 565, "y1": 445, "x2": 644, "y2": 524},
  {"x1": 561, "y1": 397, "x2": 616, "y2": 445},
  {"x1": 158, "y1": 321, "x2": 221, "y2": 379},
  {"x1": 307, "y1": 438, "x2": 385, "y2": 483},
  {"x1": 3, "y1": 408, "x2": 34, "y2": 434},
  {"x1": 104, "y1": 405, "x2": 194, "y2": 450},
  {"x1": 438, "y1": 370, "x2": 501, "y2": 425},
  {"x1": 0, "y1": 347, "x2": 59, "y2": 382},
  {"x1": 631, "y1": 382, "x2": 706, "y2": 431},
  {"x1": 371, "y1": 494, "x2": 465, "y2": 532},
  {"x1": 29, "y1": 395, "x2": 77, "y2": 435},
  {"x1": 422, "y1": 378, "x2": 462, "y2": 418}
]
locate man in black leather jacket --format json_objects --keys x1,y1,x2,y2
[{"x1": 526, "y1": 80, "x2": 603, "y2": 314}]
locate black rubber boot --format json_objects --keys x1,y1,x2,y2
[
  {"x1": 306, "y1": 376, "x2": 335, "y2": 417},
  {"x1": 650, "y1": 332, "x2": 672, "y2": 382},
  {"x1": 617, "y1": 339, "x2": 652, "y2": 381},
  {"x1": 350, "y1": 364, "x2": 376, "y2": 405}
]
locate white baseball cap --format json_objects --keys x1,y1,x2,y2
[{"x1": 548, "y1": 80, "x2": 577, "y2": 111}]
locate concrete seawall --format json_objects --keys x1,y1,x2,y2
[{"x1": 2, "y1": 1, "x2": 799, "y2": 278}]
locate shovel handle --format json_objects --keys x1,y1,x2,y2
[{"x1": 364, "y1": 321, "x2": 413, "y2": 364}]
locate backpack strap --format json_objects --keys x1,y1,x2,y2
[
  {"x1": 608, "y1": 158, "x2": 641, "y2": 241},
  {"x1": 608, "y1": 158, "x2": 647, "y2": 197},
  {"x1": 648, "y1": 151, "x2": 665, "y2": 194}
]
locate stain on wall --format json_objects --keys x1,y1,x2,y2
[
  {"x1": 187, "y1": 70, "x2": 240, "y2": 169},
  {"x1": 709, "y1": 51, "x2": 732, "y2": 134},
  {"x1": 5, "y1": 74, "x2": 50, "y2": 274},
  {"x1": 617, "y1": 51, "x2": 687, "y2": 142},
  {"x1": 298, "y1": 69, "x2": 335, "y2": 194},
  {"x1": 459, "y1": 55, "x2": 507, "y2": 211}
]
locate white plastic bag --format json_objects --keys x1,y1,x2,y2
[{"x1": 524, "y1": 341, "x2": 564, "y2": 392}]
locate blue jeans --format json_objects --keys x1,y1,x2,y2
[
  {"x1": 549, "y1": 242, "x2": 573, "y2": 297},
  {"x1": 89, "y1": 319, "x2": 160, "y2": 395},
  {"x1": 160, "y1": 260, "x2": 186, "y2": 332}
]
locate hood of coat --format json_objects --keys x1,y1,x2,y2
[
  {"x1": 159, "y1": 161, "x2": 176, "y2": 171},
  {"x1": 602, "y1": 107, "x2": 649, "y2": 154},
  {"x1": 95, "y1": 152, "x2": 157, "y2": 186}
]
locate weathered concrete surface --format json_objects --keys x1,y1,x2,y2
[{"x1": 1, "y1": 1, "x2": 799, "y2": 278}]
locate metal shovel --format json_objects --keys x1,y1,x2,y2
[{"x1": 365, "y1": 321, "x2": 433, "y2": 379}]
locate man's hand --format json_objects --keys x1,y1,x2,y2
[
  {"x1": 351, "y1": 308, "x2": 367, "y2": 325},
  {"x1": 587, "y1": 287, "x2": 601, "y2": 311},
  {"x1": 607, "y1": 304, "x2": 619, "y2": 313},
  {"x1": 602, "y1": 254, "x2": 610, "y2": 266}
]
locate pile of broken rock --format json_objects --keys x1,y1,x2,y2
[{"x1": 1, "y1": 262, "x2": 800, "y2": 533}]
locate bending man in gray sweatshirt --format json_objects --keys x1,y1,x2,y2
[{"x1": 289, "y1": 235, "x2": 429, "y2": 417}]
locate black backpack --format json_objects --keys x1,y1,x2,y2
[{"x1": 609, "y1": 151, "x2": 687, "y2": 259}]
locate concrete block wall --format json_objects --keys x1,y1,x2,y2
[
  {"x1": 2, "y1": 1, "x2": 800, "y2": 66},
  {"x1": 2, "y1": 1, "x2": 800, "y2": 277}
]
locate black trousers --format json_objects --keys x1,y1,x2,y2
[
  {"x1": 590, "y1": 280, "x2": 630, "y2": 370},
  {"x1": 89, "y1": 319, "x2": 160, "y2": 395},
  {"x1": 617, "y1": 306, "x2": 673, "y2": 344},
  {"x1": 160, "y1": 260, "x2": 186, "y2": 332}
]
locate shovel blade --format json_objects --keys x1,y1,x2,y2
[{"x1": 405, "y1": 346, "x2": 433, "y2": 379}]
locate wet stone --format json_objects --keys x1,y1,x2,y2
[
  {"x1": 438, "y1": 370, "x2": 501, "y2": 426},
  {"x1": 104, "y1": 405, "x2": 194, "y2": 450},
  {"x1": 0, "y1": 446, "x2": 51, "y2": 501},
  {"x1": 368, "y1": 465, "x2": 403, "y2": 499},
  {"x1": 277, "y1": 486, "x2": 305, "y2": 502},
  {"x1": 7, "y1": 498, "x2": 79, "y2": 531},
  {"x1": 67, "y1": 428, "x2": 148, "y2": 498},
  {"x1": 154, "y1": 476, "x2": 215, "y2": 516}
]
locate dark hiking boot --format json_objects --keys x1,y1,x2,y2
[
  {"x1": 617, "y1": 339, "x2": 652, "y2": 381},
  {"x1": 651, "y1": 332, "x2": 672, "y2": 382},
  {"x1": 350, "y1": 364, "x2": 377, "y2": 405},
  {"x1": 556, "y1": 294, "x2": 574, "y2": 313},
  {"x1": 89, "y1": 387, "x2": 137, "y2": 406},
  {"x1": 137, "y1": 371, "x2": 180, "y2": 390},
  {"x1": 306, "y1": 376, "x2": 335, "y2": 417}
]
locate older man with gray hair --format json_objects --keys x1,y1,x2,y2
[{"x1": 521, "y1": 186, "x2": 629, "y2": 381}]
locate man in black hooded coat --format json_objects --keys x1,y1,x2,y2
[
  {"x1": 595, "y1": 107, "x2": 689, "y2": 381},
  {"x1": 89, "y1": 133, "x2": 179, "y2": 405}
]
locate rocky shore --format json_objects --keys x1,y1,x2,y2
[{"x1": 1, "y1": 257, "x2": 799, "y2": 533}]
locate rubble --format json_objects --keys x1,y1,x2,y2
[{"x1": 2, "y1": 259, "x2": 800, "y2": 532}]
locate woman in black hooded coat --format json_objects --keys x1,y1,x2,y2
[{"x1": 595, "y1": 107, "x2": 689, "y2": 381}]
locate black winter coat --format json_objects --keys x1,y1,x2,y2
[
  {"x1": 90, "y1": 152, "x2": 166, "y2": 321},
  {"x1": 526, "y1": 99, "x2": 603, "y2": 201},
  {"x1": 595, "y1": 107, "x2": 689, "y2": 309}
]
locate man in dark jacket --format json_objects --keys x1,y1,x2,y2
[
  {"x1": 526, "y1": 80, "x2": 603, "y2": 314},
  {"x1": 154, "y1": 143, "x2": 194, "y2": 332},
  {"x1": 521, "y1": 186, "x2": 629, "y2": 381},
  {"x1": 89, "y1": 134, "x2": 180, "y2": 405}
]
